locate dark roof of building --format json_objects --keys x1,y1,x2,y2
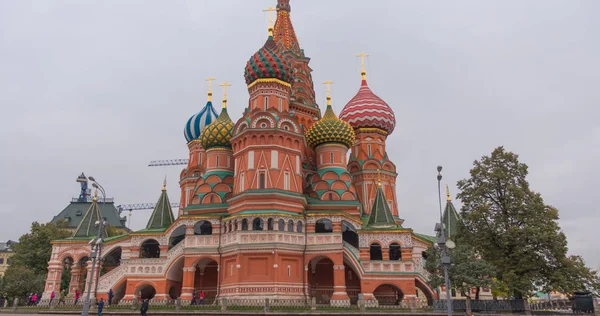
[
  {"x1": 73, "y1": 197, "x2": 109, "y2": 238},
  {"x1": 146, "y1": 185, "x2": 175, "y2": 230},
  {"x1": 0, "y1": 240, "x2": 16, "y2": 252},
  {"x1": 366, "y1": 182, "x2": 398, "y2": 228},
  {"x1": 51, "y1": 201, "x2": 126, "y2": 230}
]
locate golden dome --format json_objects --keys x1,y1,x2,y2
[
  {"x1": 200, "y1": 101, "x2": 234, "y2": 149},
  {"x1": 306, "y1": 97, "x2": 355, "y2": 149}
]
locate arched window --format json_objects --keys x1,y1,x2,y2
[
  {"x1": 168, "y1": 226, "x2": 186, "y2": 249},
  {"x1": 233, "y1": 220, "x2": 238, "y2": 231},
  {"x1": 278, "y1": 219, "x2": 285, "y2": 231},
  {"x1": 287, "y1": 220, "x2": 294, "y2": 232},
  {"x1": 194, "y1": 221, "x2": 213, "y2": 235},
  {"x1": 241, "y1": 219, "x2": 248, "y2": 231},
  {"x1": 259, "y1": 173, "x2": 266, "y2": 189},
  {"x1": 342, "y1": 221, "x2": 359, "y2": 248},
  {"x1": 267, "y1": 218, "x2": 274, "y2": 230},
  {"x1": 368, "y1": 144, "x2": 372, "y2": 156},
  {"x1": 296, "y1": 221, "x2": 303, "y2": 233},
  {"x1": 216, "y1": 155, "x2": 220, "y2": 167},
  {"x1": 140, "y1": 239, "x2": 161, "y2": 258},
  {"x1": 328, "y1": 193, "x2": 333, "y2": 200},
  {"x1": 252, "y1": 218, "x2": 264, "y2": 231},
  {"x1": 370, "y1": 243, "x2": 383, "y2": 260},
  {"x1": 330, "y1": 152, "x2": 334, "y2": 163},
  {"x1": 264, "y1": 96, "x2": 269, "y2": 110},
  {"x1": 315, "y1": 219, "x2": 333, "y2": 233},
  {"x1": 389, "y1": 243, "x2": 401, "y2": 260},
  {"x1": 228, "y1": 221, "x2": 232, "y2": 233}
]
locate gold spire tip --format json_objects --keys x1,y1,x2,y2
[
  {"x1": 377, "y1": 169, "x2": 382, "y2": 186},
  {"x1": 356, "y1": 52, "x2": 369, "y2": 80},
  {"x1": 162, "y1": 176, "x2": 167, "y2": 191},
  {"x1": 446, "y1": 184, "x2": 451, "y2": 201},
  {"x1": 93, "y1": 190, "x2": 98, "y2": 201},
  {"x1": 219, "y1": 81, "x2": 232, "y2": 108},
  {"x1": 323, "y1": 80, "x2": 334, "y2": 106}
]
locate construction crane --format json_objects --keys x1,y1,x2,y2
[
  {"x1": 148, "y1": 159, "x2": 188, "y2": 167},
  {"x1": 117, "y1": 202, "x2": 180, "y2": 227}
]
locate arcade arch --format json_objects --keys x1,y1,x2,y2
[
  {"x1": 140, "y1": 239, "x2": 160, "y2": 258},
  {"x1": 373, "y1": 284, "x2": 404, "y2": 305}
]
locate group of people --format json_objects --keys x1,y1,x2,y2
[{"x1": 191, "y1": 290, "x2": 206, "y2": 305}]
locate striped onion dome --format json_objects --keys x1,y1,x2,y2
[
  {"x1": 184, "y1": 99, "x2": 219, "y2": 143},
  {"x1": 339, "y1": 78, "x2": 396, "y2": 135},
  {"x1": 244, "y1": 35, "x2": 292, "y2": 85}
]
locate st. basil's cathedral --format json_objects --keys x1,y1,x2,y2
[{"x1": 43, "y1": 0, "x2": 440, "y2": 307}]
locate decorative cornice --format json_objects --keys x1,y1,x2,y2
[
  {"x1": 355, "y1": 127, "x2": 388, "y2": 136},
  {"x1": 247, "y1": 78, "x2": 292, "y2": 89}
]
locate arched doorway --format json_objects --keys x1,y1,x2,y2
[
  {"x1": 194, "y1": 221, "x2": 212, "y2": 235},
  {"x1": 61, "y1": 257, "x2": 74, "y2": 293},
  {"x1": 307, "y1": 257, "x2": 334, "y2": 304},
  {"x1": 101, "y1": 247, "x2": 122, "y2": 277},
  {"x1": 415, "y1": 279, "x2": 434, "y2": 305},
  {"x1": 137, "y1": 284, "x2": 156, "y2": 300},
  {"x1": 140, "y1": 239, "x2": 160, "y2": 258},
  {"x1": 373, "y1": 284, "x2": 404, "y2": 305},
  {"x1": 111, "y1": 280, "x2": 126, "y2": 305},
  {"x1": 166, "y1": 257, "x2": 184, "y2": 300},
  {"x1": 193, "y1": 258, "x2": 219, "y2": 303},
  {"x1": 169, "y1": 226, "x2": 186, "y2": 250}
]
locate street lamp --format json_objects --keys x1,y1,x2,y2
[
  {"x1": 81, "y1": 177, "x2": 106, "y2": 316},
  {"x1": 436, "y1": 166, "x2": 453, "y2": 316}
]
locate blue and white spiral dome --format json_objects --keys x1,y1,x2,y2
[{"x1": 184, "y1": 100, "x2": 219, "y2": 143}]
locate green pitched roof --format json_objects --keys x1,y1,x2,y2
[
  {"x1": 442, "y1": 198, "x2": 461, "y2": 239},
  {"x1": 51, "y1": 201, "x2": 126, "y2": 229},
  {"x1": 146, "y1": 186, "x2": 175, "y2": 229},
  {"x1": 366, "y1": 184, "x2": 397, "y2": 228},
  {"x1": 73, "y1": 197, "x2": 108, "y2": 238}
]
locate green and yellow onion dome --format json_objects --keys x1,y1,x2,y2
[
  {"x1": 244, "y1": 35, "x2": 292, "y2": 85},
  {"x1": 200, "y1": 102, "x2": 234, "y2": 149},
  {"x1": 306, "y1": 98, "x2": 356, "y2": 149}
]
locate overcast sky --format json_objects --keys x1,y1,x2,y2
[{"x1": 0, "y1": 0, "x2": 598, "y2": 269}]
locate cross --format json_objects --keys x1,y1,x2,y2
[
  {"x1": 206, "y1": 77, "x2": 216, "y2": 93},
  {"x1": 263, "y1": 7, "x2": 277, "y2": 29},
  {"x1": 356, "y1": 52, "x2": 369, "y2": 79},
  {"x1": 219, "y1": 81, "x2": 232, "y2": 99},
  {"x1": 322, "y1": 80, "x2": 334, "y2": 98}
]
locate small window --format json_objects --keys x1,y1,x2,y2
[
  {"x1": 368, "y1": 144, "x2": 372, "y2": 156},
  {"x1": 278, "y1": 219, "x2": 285, "y2": 231},
  {"x1": 389, "y1": 243, "x2": 401, "y2": 260},
  {"x1": 284, "y1": 172, "x2": 290, "y2": 191},
  {"x1": 259, "y1": 172, "x2": 266, "y2": 189},
  {"x1": 451, "y1": 289, "x2": 457, "y2": 297},
  {"x1": 287, "y1": 220, "x2": 294, "y2": 232},
  {"x1": 242, "y1": 219, "x2": 248, "y2": 231},
  {"x1": 216, "y1": 155, "x2": 220, "y2": 167},
  {"x1": 264, "y1": 97, "x2": 269, "y2": 110},
  {"x1": 330, "y1": 152, "x2": 334, "y2": 163},
  {"x1": 315, "y1": 219, "x2": 333, "y2": 233},
  {"x1": 278, "y1": 98, "x2": 283, "y2": 112},
  {"x1": 296, "y1": 221, "x2": 303, "y2": 233},
  {"x1": 287, "y1": 265, "x2": 291, "y2": 277},
  {"x1": 370, "y1": 243, "x2": 383, "y2": 260},
  {"x1": 0, "y1": 258, "x2": 4, "y2": 264},
  {"x1": 252, "y1": 218, "x2": 263, "y2": 231},
  {"x1": 267, "y1": 218, "x2": 274, "y2": 230}
]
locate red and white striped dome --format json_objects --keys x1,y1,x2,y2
[{"x1": 339, "y1": 79, "x2": 396, "y2": 135}]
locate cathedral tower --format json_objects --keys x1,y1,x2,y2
[
  {"x1": 339, "y1": 54, "x2": 399, "y2": 219},
  {"x1": 179, "y1": 79, "x2": 219, "y2": 210}
]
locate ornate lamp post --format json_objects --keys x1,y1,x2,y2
[
  {"x1": 435, "y1": 166, "x2": 454, "y2": 316},
  {"x1": 81, "y1": 177, "x2": 106, "y2": 316}
]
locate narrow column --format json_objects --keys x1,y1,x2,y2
[
  {"x1": 44, "y1": 263, "x2": 63, "y2": 298},
  {"x1": 69, "y1": 264, "x2": 82, "y2": 296},
  {"x1": 331, "y1": 260, "x2": 350, "y2": 306}
]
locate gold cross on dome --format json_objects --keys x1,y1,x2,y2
[
  {"x1": 263, "y1": 7, "x2": 277, "y2": 30},
  {"x1": 219, "y1": 81, "x2": 232, "y2": 99},
  {"x1": 206, "y1": 77, "x2": 216, "y2": 93},
  {"x1": 356, "y1": 52, "x2": 369, "y2": 79},
  {"x1": 322, "y1": 80, "x2": 334, "y2": 98}
]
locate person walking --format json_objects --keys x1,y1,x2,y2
[
  {"x1": 191, "y1": 291, "x2": 197, "y2": 306},
  {"x1": 97, "y1": 298, "x2": 105, "y2": 316},
  {"x1": 49, "y1": 290, "x2": 55, "y2": 306},
  {"x1": 199, "y1": 290, "x2": 205, "y2": 305},
  {"x1": 58, "y1": 291, "x2": 66, "y2": 306},
  {"x1": 108, "y1": 289, "x2": 114, "y2": 306},
  {"x1": 31, "y1": 293, "x2": 38, "y2": 306},
  {"x1": 140, "y1": 298, "x2": 149, "y2": 316},
  {"x1": 74, "y1": 290, "x2": 80, "y2": 305}
]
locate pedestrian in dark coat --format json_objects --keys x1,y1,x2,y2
[{"x1": 140, "y1": 298, "x2": 149, "y2": 316}]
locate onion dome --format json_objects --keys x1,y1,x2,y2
[
  {"x1": 339, "y1": 64, "x2": 396, "y2": 135},
  {"x1": 306, "y1": 92, "x2": 355, "y2": 149},
  {"x1": 244, "y1": 35, "x2": 292, "y2": 86},
  {"x1": 200, "y1": 86, "x2": 235, "y2": 149},
  {"x1": 184, "y1": 90, "x2": 219, "y2": 143}
]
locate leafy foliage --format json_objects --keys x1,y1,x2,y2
[
  {"x1": 424, "y1": 239, "x2": 495, "y2": 298},
  {"x1": 2, "y1": 222, "x2": 71, "y2": 298},
  {"x1": 457, "y1": 146, "x2": 600, "y2": 298}
]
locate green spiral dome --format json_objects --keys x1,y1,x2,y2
[
  {"x1": 200, "y1": 105, "x2": 234, "y2": 149},
  {"x1": 306, "y1": 102, "x2": 356, "y2": 149}
]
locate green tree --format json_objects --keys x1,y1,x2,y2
[
  {"x1": 457, "y1": 146, "x2": 600, "y2": 298},
  {"x1": 9, "y1": 222, "x2": 71, "y2": 276},
  {"x1": 1, "y1": 266, "x2": 46, "y2": 299},
  {"x1": 424, "y1": 242, "x2": 495, "y2": 299}
]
